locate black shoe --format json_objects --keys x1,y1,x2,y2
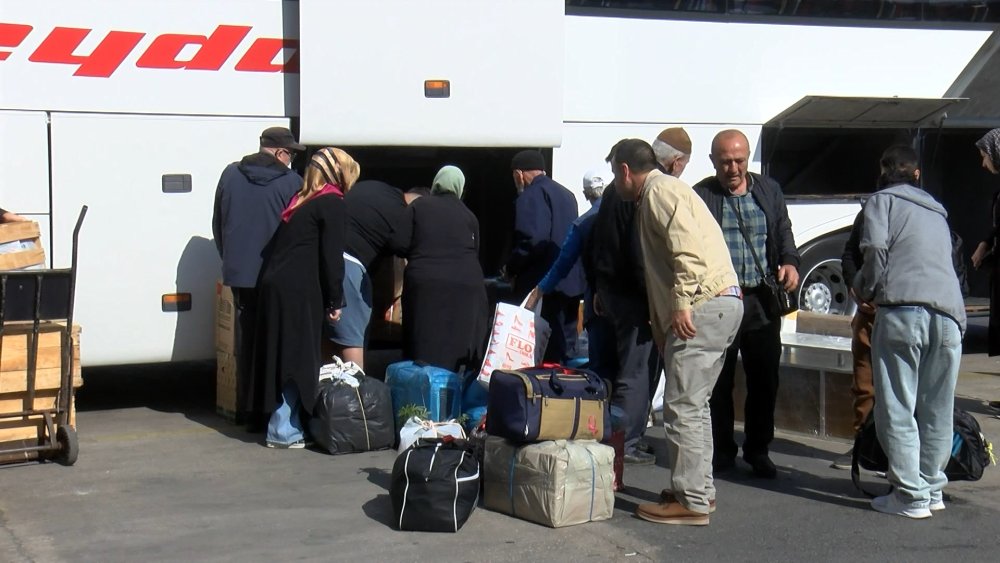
[
  {"x1": 988, "y1": 400, "x2": 1000, "y2": 412},
  {"x1": 624, "y1": 450, "x2": 656, "y2": 465},
  {"x1": 712, "y1": 455, "x2": 736, "y2": 472},
  {"x1": 744, "y1": 453, "x2": 777, "y2": 479},
  {"x1": 636, "y1": 439, "x2": 654, "y2": 454}
]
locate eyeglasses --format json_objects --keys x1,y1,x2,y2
[{"x1": 278, "y1": 148, "x2": 297, "y2": 162}]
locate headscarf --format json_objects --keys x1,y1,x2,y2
[
  {"x1": 281, "y1": 147, "x2": 360, "y2": 222},
  {"x1": 976, "y1": 128, "x2": 1000, "y2": 172},
  {"x1": 431, "y1": 165, "x2": 465, "y2": 198}
]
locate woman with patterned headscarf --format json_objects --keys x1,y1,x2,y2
[
  {"x1": 971, "y1": 129, "x2": 1000, "y2": 359},
  {"x1": 256, "y1": 147, "x2": 360, "y2": 449},
  {"x1": 395, "y1": 165, "x2": 489, "y2": 372}
]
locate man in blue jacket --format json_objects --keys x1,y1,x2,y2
[
  {"x1": 506, "y1": 149, "x2": 584, "y2": 363},
  {"x1": 212, "y1": 126, "x2": 304, "y2": 429}
]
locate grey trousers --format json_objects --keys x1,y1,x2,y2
[{"x1": 661, "y1": 296, "x2": 743, "y2": 514}]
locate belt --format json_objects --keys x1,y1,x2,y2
[{"x1": 716, "y1": 285, "x2": 743, "y2": 299}]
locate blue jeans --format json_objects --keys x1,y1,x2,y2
[
  {"x1": 871, "y1": 306, "x2": 961, "y2": 505},
  {"x1": 267, "y1": 381, "x2": 305, "y2": 446}
]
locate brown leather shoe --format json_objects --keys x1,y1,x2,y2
[
  {"x1": 659, "y1": 489, "x2": 716, "y2": 513},
  {"x1": 635, "y1": 501, "x2": 710, "y2": 526}
]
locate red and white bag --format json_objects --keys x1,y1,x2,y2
[{"x1": 477, "y1": 295, "x2": 550, "y2": 388}]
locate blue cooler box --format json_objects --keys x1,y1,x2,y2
[{"x1": 385, "y1": 361, "x2": 463, "y2": 424}]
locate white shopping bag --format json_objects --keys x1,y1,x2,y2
[
  {"x1": 397, "y1": 417, "x2": 467, "y2": 453},
  {"x1": 477, "y1": 295, "x2": 551, "y2": 388}
]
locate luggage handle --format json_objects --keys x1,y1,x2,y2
[{"x1": 546, "y1": 366, "x2": 602, "y2": 396}]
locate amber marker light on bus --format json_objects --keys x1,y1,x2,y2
[
  {"x1": 424, "y1": 80, "x2": 450, "y2": 98},
  {"x1": 162, "y1": 293, "x2": 192, "y2": 312}
]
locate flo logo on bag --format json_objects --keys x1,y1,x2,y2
[{"x1": 506, "y1": 334, "x2": 534, "y2": 356}]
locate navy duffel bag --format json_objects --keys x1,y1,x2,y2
[{"x1": 486, "y1": 364, "x2": 610, "y2": 443}]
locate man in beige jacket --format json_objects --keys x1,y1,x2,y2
[{"x1": 611, "y1": 138, "x2": 743, "y2": 526}]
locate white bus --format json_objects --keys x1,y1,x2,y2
[{"x1": 1, "y1": 0, "x2": 997, "y2": 366}]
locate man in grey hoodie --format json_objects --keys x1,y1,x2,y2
[{"x1": 856, "y1": 145, "x2": 966, "y2": 520}]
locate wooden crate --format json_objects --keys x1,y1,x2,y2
[
  {"x1": 0, "y1": 322, "x2": 82, "y2": 448},
  {"x1": 0, "y1": 221, "x2": 46, "y2": 270}
]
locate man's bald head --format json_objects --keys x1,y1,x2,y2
[
  {"x1": 711, "y1": 129, "x2": 750, "y2": 156},
  {"x1": 709, "y1": 129, "x2": 752, "y2": 194}
]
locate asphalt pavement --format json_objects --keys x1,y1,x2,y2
[{"x1": 2, "y1": 321, "x2": 1000, "y2": 562}]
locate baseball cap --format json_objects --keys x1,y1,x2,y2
[
  {"x1": 583, "y1": 165, "x2": 614, "y2": 193},
  {"x1": 260, "y1": 127, "x2": 306, "y2": 151}
]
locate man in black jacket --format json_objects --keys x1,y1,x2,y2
[
  {"x1": 693, "y1": 129, "x2": 799, "y2": 478},
  {"x1": 212, "y1": 126, "x2": 304, "y2": 428},
  {"x1": 507, "y1": 150, "x2": 584, "y2": 363}
]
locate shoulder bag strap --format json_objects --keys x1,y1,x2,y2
[{"x1": 724, "y1": 195, "x2": 769, "y2": 282}]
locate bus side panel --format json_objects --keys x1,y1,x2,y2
[
  {"x1": 298, "y1": 0, "x2": 564, "y2": 147},
  {"x1": 564, "y1": 16, "x2": 990, "y2": 126},
  {"x1": 553, "y1": 122, "x2": 764, "y2": 211},
  {"x1": 49, "y1": 113, "x2": 289, "y2": 366},
  {"x1": 0, "y1": 110, "x2": 53, "y2": 261}
]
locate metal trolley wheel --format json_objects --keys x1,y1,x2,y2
[{"x1": 54, "y1": 425, "x2": 79, "y2": 466}]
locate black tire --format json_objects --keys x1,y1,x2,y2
[
  {"x1": 55, "y1": 425, "x2": 79, "y2": 466},
  {"x1": 796, "y1": 232, "x2": 856, "y2": 316}
]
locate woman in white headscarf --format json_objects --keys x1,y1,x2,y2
[{"x1": 396, "y1": 165, "x2": 488, "y2": 372}]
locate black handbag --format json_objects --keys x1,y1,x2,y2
[{"x1": 725, "y1": 196, "x2": 798, "y2": 317}]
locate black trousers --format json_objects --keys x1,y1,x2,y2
[
  {"x1": 233, "y1": 287, "x2": 264, "y2": 422},
  {"x1": 709, "y1": 289, "x2": 782, "y2": 459},
  {"x1": 540, "y1": 292, "x2": 582, "y2": 363},
  {"x1": 600, "y1": 290, "x2": 661, "y2": 452}
]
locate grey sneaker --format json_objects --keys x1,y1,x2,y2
[
  {"x1": 266, "y1": 439, "x2": 306, "y2": 449},
  {"x1": 624, "y1": 449, "x2": 656, "y2": 465},
  {"x1": 831, "y1": 448, "x2": 853, "y2": 470},
  {"x1": 871, "y1": 493, "x2": 931, "y2": 519}
]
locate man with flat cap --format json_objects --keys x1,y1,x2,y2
[
  {"x1": 507, "y1": 149, "x2": 584, "y2": 363},
  {"x1": 212, "y1": 126, "x2": 305, "y2": 429}
]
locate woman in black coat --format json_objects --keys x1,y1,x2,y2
[
  {"x1": 972, "y1": 129, "x2": 1000, "y2": 357},
  {"x1": 255, "y1": 147, "x2": 360, "y2": 448},
  {"x1": 398, "y1": 165, "x2": 488, "y2": 372}
]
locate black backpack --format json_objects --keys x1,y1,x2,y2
[
  {"x1": 852, "y1": 407, "x2": 994, "y2": 497},
  {"x1": 945, "y1": 408, "x2": 993, "y2": 482}
]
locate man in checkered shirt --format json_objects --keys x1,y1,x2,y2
[{"x1": 692, "y1": 130, "x2": 800, "y2": 479}]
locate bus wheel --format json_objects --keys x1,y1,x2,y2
[{"x1": 796, "y1": 233, "x2": 855, "y2": 316}]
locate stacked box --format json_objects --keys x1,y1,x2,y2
[
  {"x1": 0, "y1": 221, "x2": 46, "y2": 270},
  {"x1": 215, "y1": 281, "x2": 238, "y2": 421},
  {"x1": 0, "y1": 322, "x2": 81, "y2": 463}
]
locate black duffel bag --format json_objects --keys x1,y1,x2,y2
[
  {"x1": 390, "y1": 437, "x2": 480, "y2": 532},
  {"x1": 310, "y1": 374, "x2": 394, "y2": 455}
]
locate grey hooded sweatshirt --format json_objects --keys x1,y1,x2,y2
[{"x1": 856, "y1": 184, "x2": 966, "y2": 334}]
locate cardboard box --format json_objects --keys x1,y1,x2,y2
[
  {"x1": 215, "y1": 281, "x2": 235, "y2": 355},
  {"x1": 0, "y1": 322, "x2": 82, "y2": 455},
  {"x1": 215, "y1": 281, "x2": 238, "y2": 421},
  {"x1": 0, "y1": 221, "x2": 46, "y2": 270}
]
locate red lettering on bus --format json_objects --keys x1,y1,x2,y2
[
  {"x1": 0, "y1": 23, "x2": 32, "y2": 62},
  {"x1": 3, "y1": 21, "x2": 299, "y2": 76},
  {"x1": 136, "y1": 25, "x2": 251, "y2": 70},
  {"x1": 28, "y1": 26, "x2": 145, "y2": 77},
  {"x1": 235, "y1": 37, "x2": 299, "y2": 73}
]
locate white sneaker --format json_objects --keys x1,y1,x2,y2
[
  {"x1": 930, "y1": 497, "x2": 945, "y2": 511},
  {"x1": 266, "y1": 439, "x2": 306, "y2": 449},
  {"x1": 871, "y1": 493, "x2": 932, "y2": 519}
]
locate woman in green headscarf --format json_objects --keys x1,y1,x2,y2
[{"x1": 396, "y1": 165, "x2": 489, "y2": 372}]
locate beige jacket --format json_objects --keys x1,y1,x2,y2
[{"x1": 637, "y1": 169, "x2": 738, "y2": 346}]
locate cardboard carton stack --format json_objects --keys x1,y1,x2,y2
[
  {"x1": 215, "y1": 281, "x2": 238, "y2": 421},
  {"x1": 0, "y1": 221, "x2": 46, "y2": 270}
]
